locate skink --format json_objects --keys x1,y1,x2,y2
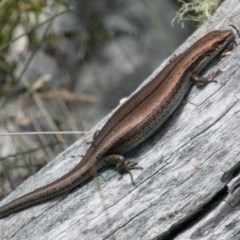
[{"x1": 0, "y1": 29, "x2": 235, "y2": 218}]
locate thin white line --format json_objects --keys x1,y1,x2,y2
[{"x1": 0, "y1": 131, "x2": 87, "y2": 136}]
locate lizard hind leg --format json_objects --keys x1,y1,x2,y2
[{"x1": 104, "y1": 154, "x2": 143, "y2": 186}]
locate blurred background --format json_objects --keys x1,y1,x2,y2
[{"x1": 0, "y1": 0, "x2": 219, "y2": 199}]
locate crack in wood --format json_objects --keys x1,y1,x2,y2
[{"x1": 152, "y1": 186, "x2": 228, "y2": 240}]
